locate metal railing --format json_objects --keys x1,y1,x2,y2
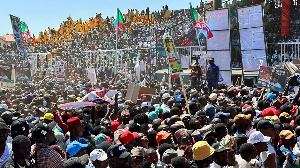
[{"x1": 267, "y1": 41, "x2": 300, "y2": 65}]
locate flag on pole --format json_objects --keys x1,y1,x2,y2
[
  {"x1": 190, "y1": 5, "x2": 213, "y2": 39},
  {"x1": 113, "y1": 9, "x2": 124, "y2": 33},
  {"x1": 10, "y1": 14, "x2": 27, "y2": 60},
  {"x1": 20, "y1": 21, "x2": 35, "y2": 43}
]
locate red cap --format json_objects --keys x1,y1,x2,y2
[
  {"x1": 111, "y1": 120, "x2": 120, "y2": 133},
  {"x1": 262, "y1": 108, "x2": 276, "y2": 117},
  {"x1": 141, "y1": 94, "x2": 147, "y2": 101},
  {"x1": 119, "y1": 130, "x2": 138, "y2": 145},
  {"x1": 232, "y1": 87, "x2": 240, "y2": 92},
  {"x1": 109, "y1": 85, "x2": 114, "y2": 90},
  {"x1": 67, "y1": 117, "x2": 81, "y2": 129},
  {"x1": 242, "y1": 104, "x2": 251, "y2": 110}
]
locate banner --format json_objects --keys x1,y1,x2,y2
[
  {"x1": 54, "y1": 62, "x2": 65, "y2": 81},
  {"x1": 0, "y1": 64, "x2": 14, "y2": 88},
  {"x1": 258, "y1": 66, "x2": 287, "y2": 91},
  {"x1": 15, "y1": 65, "x2": 31, "y2": 81},
  {"x1": 10, "y1": 15, "x2": 27, "y2": 60},
  {"x1": 281, "y1": 0, "x2": 291, "y2": 37},
  {"x1": 237, "y1": 5, "x2": 266, "y2": 71},
  {"x1": 163, "y1": 37, "x2": 183, "y2": 73},
  {"x1": 88, "y1": 68, "x2": 97, "y2": 85},
  {"x1": 28, "y1": 54, "x2": 38, "y2": 76}
]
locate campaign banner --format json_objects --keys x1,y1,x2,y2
[
  {"x1": 28, "y1": 54, "x2": 38, "y2": 76},
  {"x1": 10, "y1": 15, "x2": 27, "y2": 60},
  {"x1": 54, "y1": 62, "x2": 65, "y2": 81},
  {"x1": 0, "y1": 64, "x2": 14, "y2": 88},
  {"x1": 88, "y1": 68, "x2": 97, "y2": 85},
  {"x1": 15, "y1": 66, "x2": 31, "y2": 81},
  {"x1": 163, "y1": 37, "x2": 183, "y2": 73},
  {"x1": 258, "y1": 66, "x2": 287, "y2": 91}
]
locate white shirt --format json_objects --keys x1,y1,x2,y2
[
  {"x1": 209, "y1": 162, "x2": 222, "y2": 168},
  {"x1": 260, "y1": 141, "x2": 276, "y2": 162},
  {"x1": 232, "y1": 155, "x2": 251, "y2": 168}
]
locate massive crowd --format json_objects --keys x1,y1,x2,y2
[
  {"x1": 1, "y1": 3, "x2": 300, "y2": 168},
  {"x1": 0, "y1": 65, "x2": 300, "y2": 168}
]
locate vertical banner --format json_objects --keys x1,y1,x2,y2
[
  {"x1": 10, "y1": 15, "x2": 27, "y2": 60},
  {"x1": 54, "y1": 62, "x2": 65, "y2": 81},
  {"x1": 163, "y1": 37, "x2": 183, "y2": 73},
  {"x1": 0, "y1": 64, "x2": 14, "y2": 88},
  {"x1": 29, "y1": 54, "x2": 38, "y2": 76},
  {"x1": 281, "y1": 0, "x2": 291, "y2": 37},
  {"x1": 88, "y1": 67, "x2": 97, "y2": 85}
]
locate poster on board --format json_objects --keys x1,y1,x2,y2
[
  {"x1": 258, "y1": 66, "x2": 287, "y2": 91},
  {"x1": 0, "y1": 64, "x2": 14, "y2": 88},
  {"x1": 206, "y1": 51, "x2": 231, "y2": 70},
  {"x1": 237, "y1": 5, "x2": 263, "y2": 29},
  {"x1": 15, "y1": 66, "x2": 31, "y2": 81},
  {"x1": 219, "y1": 71, "x2": 232, "y2": 87},
  {"x1": 206, "y1": 30, "x2": 230, "y2": 50},
  {"x1": 163, "y1": 37, "x2": 183, "y2": 73},
  {"x1": 54, "y1": 62, "x2": 65, "y2": 81},
  {"x1": 206, "y1": 9, "x2": 229, "y2": 30},
  {"x1": 88, "y1": 68, "x2": 97, "y2": 85},
  {"x1": 242, "y1": 50, "x2": 267, "y2": 71}
]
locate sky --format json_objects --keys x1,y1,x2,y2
[{"x1": 0, "y1": 0, "x2": 203, "y2": 36}]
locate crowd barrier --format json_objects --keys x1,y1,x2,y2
[{"x1": 267, "y1": 41, "x2": 300, "y2": 65}]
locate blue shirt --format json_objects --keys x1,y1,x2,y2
[{"x1": 207, "y1": 64, "x2": 219, "y2": 82}]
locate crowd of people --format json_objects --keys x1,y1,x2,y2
[
  {"x1": 0, "y1": 66, "x2": 300, "y2": 168},
  {"x1": 2, "y1": 3, "x2": 300, "y2": 168}
]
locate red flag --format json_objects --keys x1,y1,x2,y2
[
  {"x1": 281, "y1": 0, "x2": 291, "y2": 37},
  {"x1": 194, "y1": 22, "x2": 213, "y2": 39}
]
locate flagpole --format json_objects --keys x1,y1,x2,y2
[
  {"x1": 195, "y1": 29, "x2": 204, "y2": 93},
  {"x1": 114, "y1": 8, "x2": 119, "y2": 76}
]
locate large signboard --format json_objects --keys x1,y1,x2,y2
[
  {"x1": 15, "y1": 66, "x2": 31, "y2": 81},
  {"x1": 0, "y1": 64, "x2": 14, "y2": 88},
  {"x1": 258, "y1": 66, "x2": 287, "y2": 91},
  {"x1": 206, "y1": 9, "x2": 229, "y2": 30},
  {"x1": 238, "y1": 5, "x2": 266, "y2": 71}
]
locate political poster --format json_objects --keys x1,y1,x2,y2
[
  {"x1": 29, "y1": 54, "x2": 38, "y2": 76},
  {"x1": 0, "y1": 64, "x2": 14, "y2": 88},
  {"x1": 54, "y1": 62, "x2": 65, "y2": 81},
  {"x1": 15, "y1": 66, "x2": 31, "y2": 81},
  {"x1": 163, "y1": 37, "x2": 183, "y2": 73},
  {"x1": 88, "y1": 68, "x2": 97, "y2": 85},
  {"x1": 258, "y1": 66, "x2": 287, "y2": 91}
]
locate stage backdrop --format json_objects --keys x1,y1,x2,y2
[
  {"x1": 237, "y1": 5, "x2": 267, "y2": 71},
  {"x1": 206, "y1": 8, "x2": 231, "y2": 87}
]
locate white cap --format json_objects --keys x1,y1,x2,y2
[
  {"x1": 161, "y1": 89, "x2": 166, "y2": 94},
  {"x1": 141, "y1": 102, "x2": 150, "y2": 108},
  {"x1": 90, "y1": 149, "x2": 108, "y2": 162},
  {"x1": 162, "y1": 93, "x2": 171, "y2": 100},
  {"x1": 247, "y1": 131, "x2": 270, "y2": 144},
  {"x1": 0, "y1": 104, "x2": 8, "y2": 110}
]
